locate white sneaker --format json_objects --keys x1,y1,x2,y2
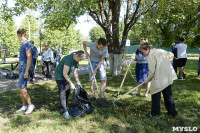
[
  {"x1": 16, "y1": 106, "x2": 28, "y2": 113},
  {"x1": 25, "y1": 104, "x2": 35, "y2": 115},
  {"x1": 63, "y1": 111, "x2": 71, "y2": 119}
]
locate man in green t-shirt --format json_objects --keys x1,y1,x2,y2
[{"x1": 54, "y1": 50, "x2": 85, "y2": 119}]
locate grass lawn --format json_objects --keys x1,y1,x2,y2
[{"x1": 0, "y1": 57, "x2": 200, "y2": 133}]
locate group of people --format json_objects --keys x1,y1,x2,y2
[{"x1": 16, "y1": 27, "x2": 200, "y2": 119}]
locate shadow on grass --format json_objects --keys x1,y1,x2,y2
[{"x1": 0, "y1": 58, "x2": 199, "y2": 132}]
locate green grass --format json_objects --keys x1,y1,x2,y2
[{"x1": 0, "y1": 57, "x2": 200, "y2": 133}]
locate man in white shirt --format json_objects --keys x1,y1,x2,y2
[{"x1": 174, "y1": 38, "x2": 187, "y2": 79}]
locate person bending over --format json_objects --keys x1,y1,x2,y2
[
  {"x1": 83, "y1": 38, "x2": 108, "y2": 106},
  {"x1": 140, "y1": 42, "x2": 178, "y2": 117},
  {"x1": 54, "y1": 50, "x2": 85, "y2": 119}
]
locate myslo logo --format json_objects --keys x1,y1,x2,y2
[{"x1": 172, "y1": 127, "x2": 198, "y2": 132}]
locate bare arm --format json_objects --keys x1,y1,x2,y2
[
  {"x1": 73, "y1": 68, "x2": 80, "y2": 83},
  {"x1": 83, "y1": 41, "x2": 89, "y2": 58},
  {"x1": 63, "y1": 65, "x2": 73, "y2": 84},
  {"x1": 25, "y1": 50, "x2": 32, "y2": 72},
  {"x1": 93, "y1": 57, "x2": 105, "y2": 73},
  {"x1": 24, "y1": 50, "x2": 32, "y2": 79}
]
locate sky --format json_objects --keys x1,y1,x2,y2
[
  {"x1": 4, "y1": 0, "x2": 97, "y2": 37},
  {"x1": 4, "y1": 0, "x2": 127, "y2": 37}
]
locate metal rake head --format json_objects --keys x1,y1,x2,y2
[{"x1": 111, "y1": 99, "x2": 117, "y2": 107}]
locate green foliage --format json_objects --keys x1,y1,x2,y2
[
  {"x1": 0, "y1": 18, "x2": 19, "y2": 56},
  {"x1": 21, "y1": 15, "x2": 39, "y2": 41},
  {"x1": 89, "y1": 26, "x2": 105, "y2": 42},
  {"x1": 127, "y1": 0, "x2": 200, "y2": 47},
  {"x1": 42, "y1": 25, "x2": 82, "y2": 55}
]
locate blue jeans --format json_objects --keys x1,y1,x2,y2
[
  {"x1": 18, "y1": 70, "x2": 28, "y2": 88},
  {"x1": 88, "y1": 61, "x2": 107, "y2": 81},
  {"x1": 198, "y1": 57, "x2": 200, "y2": 75}
]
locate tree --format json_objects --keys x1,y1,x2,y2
[
  {"x1": 21, "y1": 15, "x2": 39, "y2": 42},
  {"x1": 42, "y1": 25, "x2": 80, "y2": 55},
  {"x1": 0, "y1": 18, "x2": 19, "y2": 56},
  {"x1": 1, "y1": 0, "x2": 158, "y2": 76},
  {"x1": 86, "y1": 0, "x2": 157, "y2": 76},
  {"x1": 128, "y1": 0, "x2": 200, "y2": 47},
  {"x1": 89, "y1": 26, "x2": 105, "y2": 42}
]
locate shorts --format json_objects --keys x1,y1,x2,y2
[
  {"x1": 18, "y1": 70, "x2": 28, "y2": 88},
  {"x1": 88, "y1": 61, "x2": 107, "y2": 81},
  {"x1": 177, "y1": 58, "x2": 187, "y2": 67}
]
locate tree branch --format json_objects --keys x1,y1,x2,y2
[
  {"x1": 124, "y1": 0, "x2": 133, "y2": 26},
  {"x1": 135, "y1": 0, "x2": 157, "y2": 21},
  {"x1": 99, "y1": 0, "x2": 106, "y2": 25},
  {"x1": 64, "y1": 23, "x2": 71, "y2": 31},
  {"x1": 88, "y1": 8, "x2": 105, "y2": 29},
  {"x1": 127, "y1": 0, "x2": 141, "y2": 29}
]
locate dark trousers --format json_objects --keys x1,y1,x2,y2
[
  {"x1": 30, "y1": 58, "x2": 37, "y2": 78},
  {"x1": 42, "y1": 61, "x2": 52, "y2": 78},
  {"x1": 151, "y1": 85, "x2": 178, "y2": 116},
  {"x1": 173, "y1": 58, "x2": 177, "y2": 74},
  {"x1": 56, "y1": 80, "x2": 71, "y2": 113}
]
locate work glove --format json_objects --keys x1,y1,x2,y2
[
  {"x1": 77, "y1": 81, "x2": 83, "y2": 88},
  {"x1": 70, "y1": 83, "x2": 76, "y2": 90}
]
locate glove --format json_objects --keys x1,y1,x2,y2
[
  {"x1": 70, "y1": 83, "x2": 76, "y2": 90},
  {"x1": 77, "y1": 81, "x2": 83, "y2": 88}
]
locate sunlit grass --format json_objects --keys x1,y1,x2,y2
[{"x1": 0, "y1": 56, "x2": 199, "y2": 132}]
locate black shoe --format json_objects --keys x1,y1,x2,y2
[
  {"x1": 133, "y1": 93, "x2": 140, "y2": 96},
  {"x1": 168, "y1": 111, "x2": 178, "y2": 116},
  {"x1": 99, "y1": 98, "x2": 109, "y2": 107},
  {"x1": 91, "y1": 97, "x2": 96, "y2": 102},
  {"x1": 183, "y1": 73, "x2": 186, "y2": 79}
]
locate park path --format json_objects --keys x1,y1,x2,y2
[{"x1": 0, "y1": 59, "x2": 135, "y2": 92}]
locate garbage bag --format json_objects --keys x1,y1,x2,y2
[
  {"x1": 69, "y1": 85, "x2": 94, "y2": 118},
  {"x1": 0, "y1": 68, "x2": 18, "y2": 79}
]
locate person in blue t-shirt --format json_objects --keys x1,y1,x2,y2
[
  {"x1": 12, "y1": 29, "x2": 35, "y2": 114},
  {"x1": 29, "y1": 40, "x2": 38, "y2": 81},
  {"x1": 54, "y1": 44, "x2": 62, "y2": 68}
]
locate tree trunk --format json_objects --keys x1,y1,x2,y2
[{"x1": 109, "y1": 53, "x2": 124, "y2": 76}]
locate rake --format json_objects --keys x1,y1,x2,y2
[{"x1": 111, "y1": 83, "x2": 144, "y2": 107}]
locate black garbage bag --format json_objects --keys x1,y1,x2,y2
[{"x1": 69, "y1": 85, "x2": 94, "y2": 118}]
